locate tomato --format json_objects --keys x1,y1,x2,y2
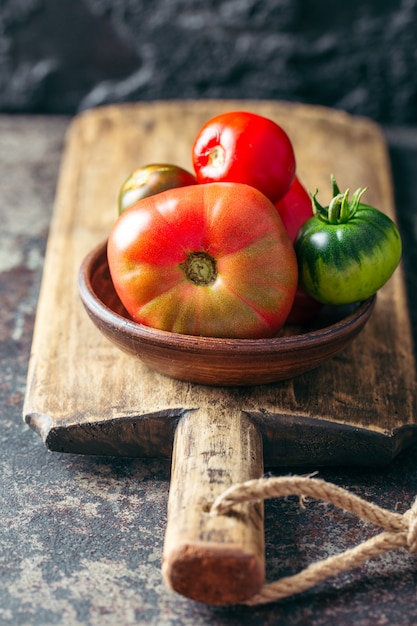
[
  {"x1": 275, "y1": 176, "x2": 314, "y2": 242},
  {"x1": 275, "y1": 176, "x2": 323, "y2": 325},
  {"x1": 107, "y1": 182, "x2": 298, "y2": 339},
  {"x1": 192, "y1": 111, "x2": 296, "y2": 203},
  {"x1": 118, "y1": 163, "x2": 196, "y2": 214},
  {"x1": 294, "y1": 178, "x2": 402, "y2": 305},
  {"x1": 286, "y1": 287, "x2": 323, "y2": 325}
]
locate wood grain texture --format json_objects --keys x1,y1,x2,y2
[
  {"x1": 24, "y1": 100, "x2": 416, "y2": 464},
  {"x1": 162, "y1": 406, "x2": 264, "y2": 604}
]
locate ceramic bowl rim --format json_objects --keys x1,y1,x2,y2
[{"x1": 78, "y1": 240, "x2": 377, "y2": 356}]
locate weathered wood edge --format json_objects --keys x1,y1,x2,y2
[{"x1": 25, "y1": 408, "x2": 417, "y2": 467}]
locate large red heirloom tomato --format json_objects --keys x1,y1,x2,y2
[
  {"x1": 192, "y1": 111, "x2": 296, "y2": 204},
  {"x1": 107, "y1": 182, "x2": 298, "y2": 339}
]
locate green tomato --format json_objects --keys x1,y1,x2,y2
[
  {"x1": 118, "y1": 163, "x2": 197, "y2": 214},
  {"x1": 294, "y1": 177, "x2": 402, "y2": 305}
]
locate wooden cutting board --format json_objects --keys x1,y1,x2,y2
[{"x1": 23, "y1": 100, "x2": 417, "y2": 604}]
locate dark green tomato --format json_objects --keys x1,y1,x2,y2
[
  {"x1": 118, "y1": 164, "x2": 197, "y2": 214},
  {"x1": 294, "y1": 184, "x2": 402, "y2": 305}
]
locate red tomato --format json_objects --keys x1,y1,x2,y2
[
  {"x1": 274, "y1": 176, "x2": 314, "y2": 243},
  {"x1": 107, "y1": 182, "x2": 298, "y2": 339},
  {"x1": 192, "y1": 111, "x2": 296, "y2": 203},
  {"x1": 275, "y1": 177, "x2": 322, "y2": 325},
  {"x1": 285, "y1": 287, "x2": 323, "y2": 325}
]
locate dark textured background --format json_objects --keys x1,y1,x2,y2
[{"x1": 1, "y1": 0, "x2": 417, "y2": 123}]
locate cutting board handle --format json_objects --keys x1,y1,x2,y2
[{"x1": 162, "y1": 406, "x2": 265, "y2": 605}]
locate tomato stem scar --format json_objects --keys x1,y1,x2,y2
[
  {"x1": 208, "y1": 145, "x2": 226, "y2": 168},
  {"x1": 181, "y1": 251, "x2": 218, "y2": 286}
]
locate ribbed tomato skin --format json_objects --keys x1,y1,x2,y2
[{"x1": 108, "y1": 182, "x2": 298, "y2": 338}]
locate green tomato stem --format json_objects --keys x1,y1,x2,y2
[
  {"x1": 311, "y1": 176, "x2": 370, "y2": 225},
  {"x1": 311, "y1": 189, "x2": 328, "y2": 221},
  {"x1": 331, "y1": 174, "x2": 341, "y2": 196},
  {"x1": 181, "y1": 251, "x2": 218, "y2": 286},
  {"x1": 350, "y1": 186, "x2": 368, "y2": 215}
]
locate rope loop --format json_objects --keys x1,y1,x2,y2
[{"x1": 210, "y1": 475, "x2": 416, "y2": 606}]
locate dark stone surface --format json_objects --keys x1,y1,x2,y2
[
  {"x1": 1, "y1": 113, "x2": 417, "y2": 624},
  {"x1": 0, "y1": 0, "x2": 417, "y2": 123}
]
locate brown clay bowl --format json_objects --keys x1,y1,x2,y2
[{"x1": 78, "y1": 241, "x2": 376, "y2": 387}]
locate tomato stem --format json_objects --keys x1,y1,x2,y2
[
  {"x1": 209, "y1": 145, "x2": 226, "y2": 168},
  {"x1": 351, "y1": 186, "x2": 368, "y2": 213},
  {"x1": 328, "y1": 189, "x2": 350, "y2": 223},
  {"x1": 331, "y1": 174, "x2": 341, "y2": 196},
  {"x1": 312, "y1": 176, "x2": 369, "y2": 225},
  {"x1": 181, "y1": 251, "x2": 218, "y2": 286}
]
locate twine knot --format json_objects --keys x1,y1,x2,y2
[{"x1": 210, "y1": 475, "x2": 417, "y2": 606}]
